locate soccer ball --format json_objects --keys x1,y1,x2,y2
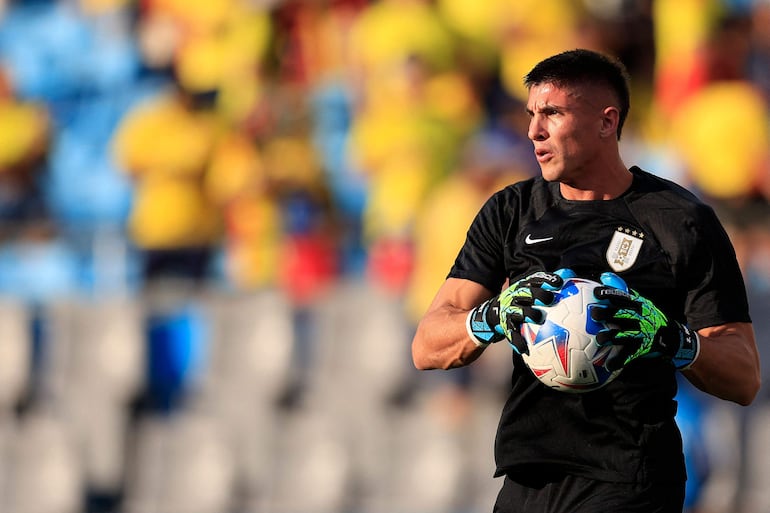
[{"x1": 519, "y1": 277, "x2": 623, "y2": 393}]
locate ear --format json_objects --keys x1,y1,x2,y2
[{"x1": 599, "y1": 106, "x2": 620, "y2": 138}]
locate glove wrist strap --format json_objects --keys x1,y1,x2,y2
[
  {"x1": 465, "y1": 312, "x2": 490, "y2": 347},
  {"x1": 673, "y1": 323, "x2": 700, "y2": 370},
  {"x1": 466, "y1": 298, "x2": 504, "y2": 347}
]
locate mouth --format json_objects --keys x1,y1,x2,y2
[{"x1": 534, "y1": 148, "x2": 552, "y2": 163}]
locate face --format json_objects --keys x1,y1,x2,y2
[{"x1": 525, "y1": 82, "x2": 609, "y2": 185}]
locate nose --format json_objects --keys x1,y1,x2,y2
[{"x1": 528, "y1": 115, "x2": 547, "y2": 141}]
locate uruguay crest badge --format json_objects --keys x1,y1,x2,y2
[{"x1": 606, "y1": 227, "x2": 644, "y2": 272}]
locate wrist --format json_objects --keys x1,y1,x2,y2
[
  {"x1": 673, "y1": 323, "x2": 700, "y2": 370},
  {"x1": 466, "y1": 298, "x2": 504, "y2": 347}
]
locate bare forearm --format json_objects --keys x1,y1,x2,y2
[
  {"x1": 412, "y1": 278, "x2": 504, "y2": 370},
  {"x1": 412, "y1": 305, "x2": 485, "y2": 370},
  {"x1": 683, "y1": 323, "x2": 760, "y2": 405}
]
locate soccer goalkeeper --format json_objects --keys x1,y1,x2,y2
[{"x1": 411, "y1": 49, "x2": 760, "y2": 513}]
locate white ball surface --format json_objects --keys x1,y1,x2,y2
[{"x1": 519, "y1": 277, "x2": 623, "y2": 393}]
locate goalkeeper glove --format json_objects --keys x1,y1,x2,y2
[
  {"x1": 591, "y1": 272, "x2": 700, "y2": 371},
  {"x1": 466, "y1": 269, "x2": 575, "y2": 351}
]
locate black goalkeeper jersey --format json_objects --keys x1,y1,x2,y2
[{"x1": 449, "y1": 166, "x2": 751, "y2": 485}]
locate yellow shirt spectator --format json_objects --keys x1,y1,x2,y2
[
  {"x1": 0, "y1": 100, "x2": 49, "y2": 172},
  {"x1": 350, "y1": 99, "x2": 455, "y2": 242},
  {"x1": 112, "y1": 91, "x2": 222, "y2": 249},
  {"x1": 205, "y1": 131, "x2": 284, "y2": 289}
]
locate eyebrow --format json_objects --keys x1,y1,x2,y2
[{"x1": 525, "y1": 102, "x2": 565, "y2": 116}]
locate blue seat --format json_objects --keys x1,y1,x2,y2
[{"x1": 144, "y1": 303, "x2": 209, "y2": 414}]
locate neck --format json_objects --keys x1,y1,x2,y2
[{"x1": 559, "y1": 159, "x2": 632, "y2": 201}]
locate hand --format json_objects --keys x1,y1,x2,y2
[
  {"x1": 466, "y1": 269, "x2": 575, "y2": 350},
  {"x1": 591, "y1": 272, "x2": 700, "y2": 371},
  {"x1": 499, "y1": 268, "x2": 575, "y2": 331}
]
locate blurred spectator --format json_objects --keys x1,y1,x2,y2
[
  {"x1": 347, "y1": 0, "x2": 467, "y2": 277},
  {"x1": 0, "y1": 67, "x2": 82, "y2": 305},
  {"x1": 652, "y1": 1, "x2": 758, "y2": 125},
  {"x1": 137, "y1": 0, "x2": 272, "y2": 125},
  {"x1": 309, "y1": 81, "x2": 368, "y2": 274},
  {"x1": 350, "y1": 54, "x2": 472, "y2": 293},
  {"x1": 273, "y1": 1, "x2": 371, "y2": 273},
  {"x1": 0, "y1": 0, "x2": 140, "y2": 233},
  {"x1": 347, "y1": 35, "x2": 481, "y2": 291},
  {"x1": 0, "y1": 0, "x2": 138, "y2": 103},
  {"x1": 205, "y1": 129, "x2": 280, "y2": 290},
  {"x1": 404, "y1": 132, "x2": 528, "y2": 326},
  {"x1": 264, "y1": 131, "x2": 339, "y2": 306},
  {"x1": 111, "y1": 83, "x2": 223, "y2": 287},
  {"x1": 652, "y1": 0, "x2": 718, "y2": 119},
  {"x1": 0, "y1": 70, "x2": 52, "y2": 242},
  {"x1": 271, "y1": 0, "x2": 368, "y2": 88}
]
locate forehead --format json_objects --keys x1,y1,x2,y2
[
  {"x1": 527, "y1": 82, "x2": 577, "y2": 106},
  {"x1": 526, "y1": 81, "x2": 604, "y2": 112}
]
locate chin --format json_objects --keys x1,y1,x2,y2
[{"x1": 539, "y1": 167, "x2": 563, "y2": 183}]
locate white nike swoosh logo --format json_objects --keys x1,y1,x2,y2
[{"x1": 525, "y1": 234, "x2": 554, "y2": 245}]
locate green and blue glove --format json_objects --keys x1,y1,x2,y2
[
  {"x1": 467, "y1": 269, "x2": 576, "y2": 353},
  {"x1": 591, "y1": 272, "x2": 700, "y2": 371}
]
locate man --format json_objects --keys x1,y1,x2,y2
[{"x1": 411, "y1": 49, "x2": 760, "y2": 513}]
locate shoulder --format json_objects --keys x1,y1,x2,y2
[
  {"x1": 627, "y1": 167, "x2": 717, "y2": 221},
  {"x1": 484, "y1": 175, "x2": 551, "y2": 217},
  {"x1": 629, "y1": 167, "x2": 700, "y2": 205},
  {"x1": 502, "y1": 175, "x2": 547, "y2": 196},
  {"x1": 628, "y1": 167, "x2": 731, "y2": 252}
]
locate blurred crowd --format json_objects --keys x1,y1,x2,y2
[{"x1": 0, "y1": 0, "x2": 769, "y2": 512}]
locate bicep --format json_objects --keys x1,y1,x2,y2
[{"x1": 697, "y1": 321, "x2": 759, "y2": 365}]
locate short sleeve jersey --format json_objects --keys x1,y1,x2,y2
[{"x1": 449, "y1": 167, "x2": 751, "y2": 485}]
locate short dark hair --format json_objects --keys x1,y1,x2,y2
[{"x1": 523, "y1": 49, "x2": 631, "y2": 139}]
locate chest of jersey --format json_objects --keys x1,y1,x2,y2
[{"x1": 504, "y1": 201, "x2": 681, "y2": 316}]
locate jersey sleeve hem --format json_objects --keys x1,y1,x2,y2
[{"x1": 447, "y1": 270, "x2": 502, "y2": 295}]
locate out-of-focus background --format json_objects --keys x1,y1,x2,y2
[{"x1": 0, "y1": 0, "x2": 768, "y2": 512}]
